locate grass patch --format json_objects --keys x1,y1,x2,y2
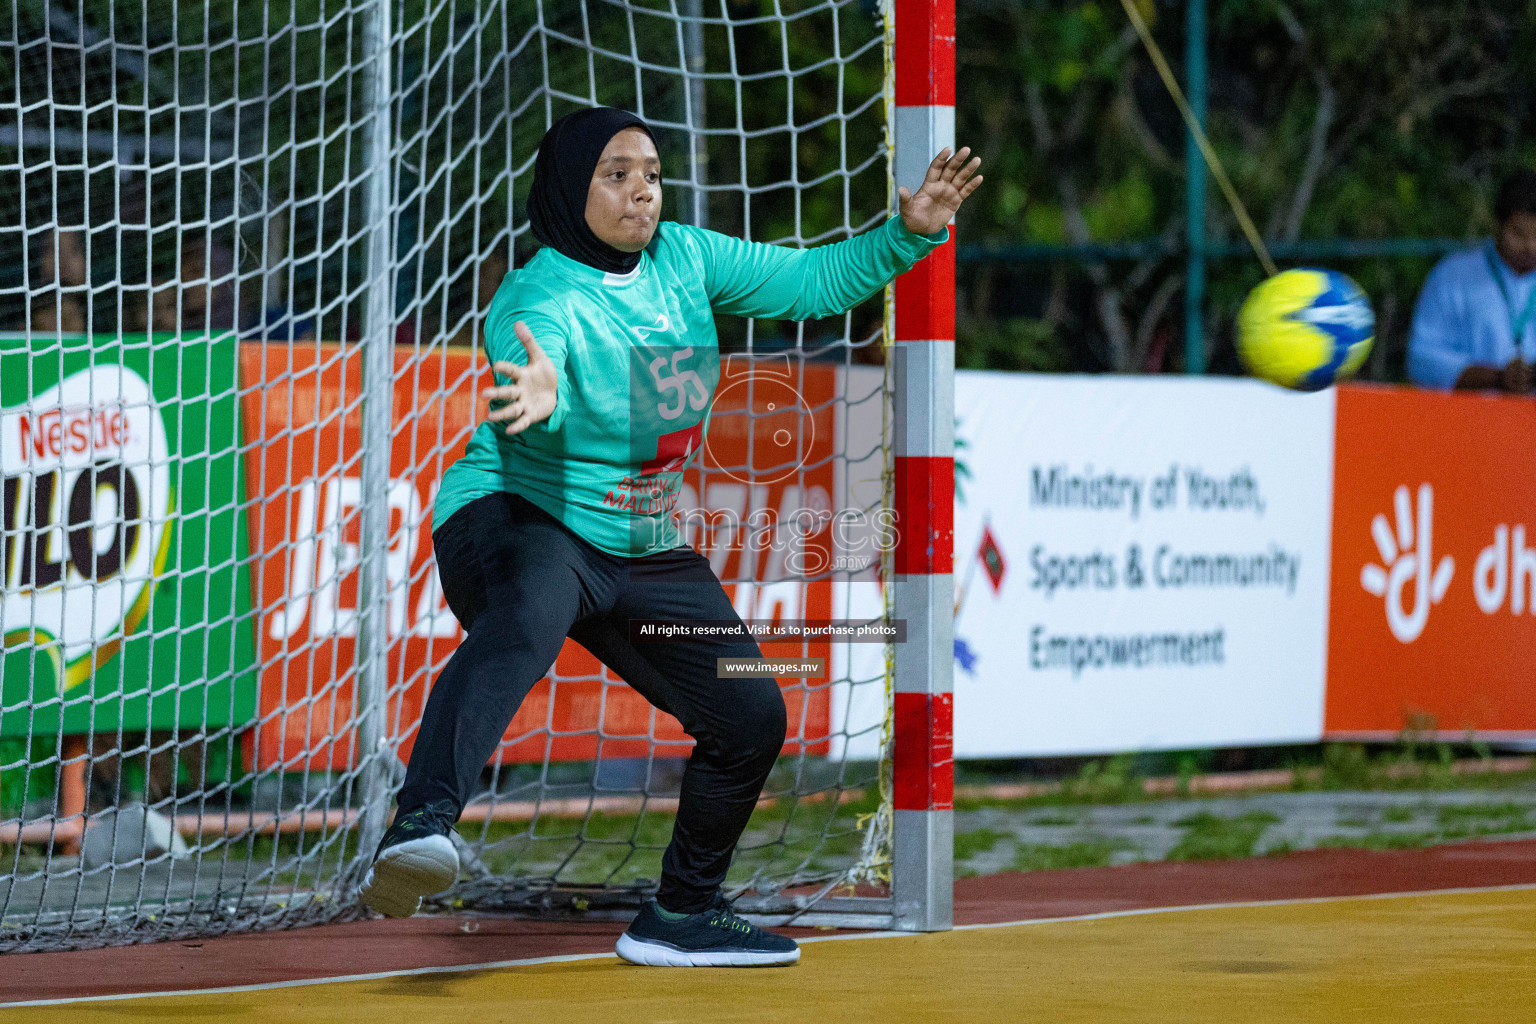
[
  {"x1": 1010, "y1": 839, "x2": 1136, "y2": 872},
  {"x1": 954, "y1": 828, "x2": 1010, "y2": 861},
  {"x1": 1430, "y1": 802, "x2": 1536, "y2": 840},
  {"x1": 958, "y1": 741, "x2": 1536, "y2": 815},
  {"x1": 1381, "y1": 805, "x2": 1417, "y2": 823},
  {"x1": 1435, "y1": 802, "x2": 1531, "y2": 826},
  {"x1": 1296, "y1": 740, "x2": 1536, "y2": 794},
  {"x1": 1027, "y1": 811, "x2": 1079, "y2": 826},
  {"x1": 1317, "y1": 832, "x2": 1436, "y2": 851},
  {"x1": 954, "y1": 755, "x2": 1148, "y2": 812},
  {"x1": 460, "y1": 789, "x2": 879, "y2": 888},
  {"x1": 1167, "y1": 811, "x2": 1280, "y2": 862},
  {"x1": 1057, "y1": 755, "x2": 1147, "y2": 804},
  {"x1": 1439, "y1": 822, "x2": 1536, "y2": 841}
]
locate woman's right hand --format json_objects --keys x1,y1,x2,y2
[{"x1": 486, "y1": 320, "x2": 559, "y2": 436}]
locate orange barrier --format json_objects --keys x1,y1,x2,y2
[{"x1": 1326, "y1": 385, "x2": 1536, "y2": 739}]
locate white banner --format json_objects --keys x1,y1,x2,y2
[{"x1": 951, "y1": 374, "x2": 1336, "y2": 756}]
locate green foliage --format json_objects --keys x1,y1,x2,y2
[
  {"x1": 957, "y1": 318, "x2": 1072, "y2": 372},
  {"x1": 956, "y1": 0, "x2": 1536, "y2": 376},
  {"x1": 1028, "y1": 810, "x2": 1082, "y2": 826},
  {"x1": 11, "y1": 0, "x2": 1535, "y2": 363},
  {"x1": 954, "y1": 828, "x2": 1011, "y2": 861},
  {"x1": 1435, "y1": 802, "x2": 1528, "y2": 825},
  {"x1": 1009, "y1": 838, "x2": 1134, "y2": 872},
  {"x1": 954, "y1": 754, "x2": 1147, "y2": 808},
  {"x1": 1059, "y1": 753, "x2": 1146, "y2": 804},
  {"x1": 1314, "y1": 743, "x2": 1374, "y2": 789},
  {"x1": 1315, "y1": 831, "x2": 1435, "y2": 852},
  {"x1": 1295, "y1": 739, "x2": 1526, "y2": 793},
  {"x1": 1167, "y1": 810, "x2": 1280, "y2": 861},
  {"x1": 1174, "y1": 753, "x2": 1201, "y2": 797},
  {"x1": 1434, "y1": 802, "x2": 1536, "y2": 838}
]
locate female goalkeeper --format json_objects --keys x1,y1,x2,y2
[{"x1": 360, "y1": 106, "x2": 982, "y2": 967}]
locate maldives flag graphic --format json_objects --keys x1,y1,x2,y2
[
  {"x1": 641, "y1": 421, "x2": 704, "y2": 476},
  {"x1": 977, "y1": 524, "x2": 1006, "y2": 594}
]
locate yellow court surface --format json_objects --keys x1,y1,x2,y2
[{"x1": 13, "y1": 886, "x2": 1535, "y2": 1023}]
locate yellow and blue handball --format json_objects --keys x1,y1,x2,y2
[{"x1": 1237, "y1": 268, "x2": 1374, "y2": 391}]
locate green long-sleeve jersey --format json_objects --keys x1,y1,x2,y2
[{"x1": 432, "y1": 215, "x2": 947, "y2": 556}]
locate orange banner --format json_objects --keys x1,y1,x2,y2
[
  {"x1": 1326, "y1": 384, "x2": 1536, "y2": 738},
  {"x1": 237, "y1": 343, "x2": 833, "y2": 771}
]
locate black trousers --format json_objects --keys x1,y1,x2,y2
[{"x1": 396, "y1": 491, "x2": 785, "y2": 914}]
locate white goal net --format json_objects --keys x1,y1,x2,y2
[{"x1": 0, "y1": 0, "x2": 899, "y2": 951}]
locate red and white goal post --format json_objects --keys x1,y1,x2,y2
[{"x1": 890, "y1": 0, "x2": 957, "y2": 933}]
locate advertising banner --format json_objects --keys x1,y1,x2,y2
[
  {"x1": 16, "y1": 344, "x2": 1527, "y2": 762},
  {"x1": 0, "y1": 333, "x2": 258, "y2": 736},
  {"x1": 950, "y1": 374, "x2": 1337, "y2": 756},
  {"x1": 1325, "y1": 386, "x2": 1536, "y2": 739},
  {"x1": 240, "y1": 344, "x2": 834, "y2": 771}
]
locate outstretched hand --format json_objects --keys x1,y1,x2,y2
[
  {"x1": 486, "y1": 320, "x2": 559, "y2": 436},
  {"x1": 899, "y1": 146, "x2": 984, "y2": 236}
]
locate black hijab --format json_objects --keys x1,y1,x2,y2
[{"x1": 528, "y1": 107, "x2": 658, "y2": 274}]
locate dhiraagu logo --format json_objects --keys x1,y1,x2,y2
[
  {"x1": 0, "y1": 365, "x2": 173, "y2": 691},
  {"x1": 1359, "y1": 483, "x2": 1453, "y2": 644}
]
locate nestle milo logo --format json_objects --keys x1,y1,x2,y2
[
  {"x1": 17, "y1": 404, "x2": 132, "y2": 460},
  {"x1": 0, "y1": 365, "x2": 172, "y2": 690}
]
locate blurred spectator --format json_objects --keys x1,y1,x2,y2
[
  {"x1": 27, "y1": 229, "x2": 87, "y2": 333},
  {"x1": 1408, "y1": 168, "x2": 1536, "y2": 392},
  {"x1": 145, "y1": 235, "x2": 238, "y2": 334}
]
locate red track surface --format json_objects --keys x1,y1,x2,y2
[{"x1": 4, "y1": 839, "x2": 1534, "y2": 1004}]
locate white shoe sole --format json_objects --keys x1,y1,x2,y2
[
  {"x1": 615, "y1": 932, "x2": 801, "y2": 967},
  {"x1": 359, "y1": 834, "x2": 459, "y2": 919}
]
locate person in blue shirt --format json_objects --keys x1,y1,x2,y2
[{"x1": 1408, "y1": 169, "x2": 1536, "y2": 392}]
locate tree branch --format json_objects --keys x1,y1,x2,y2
[
  {"x1": 1272, "y1": 3, "x2": 1336, "y2": 242},
  {"x1": 1133, "y1": 272, "x2": 1183, "y2": 372},
  {"x1": 1115, "y1": 58, "x2": 1180, "y2": 174},
  {"x1": 1025, "y1": 80, "x2": 1054, "y2": 154},
  {"x1": 1060, "y1": 177, "x2": 1133, "y2": 370}
]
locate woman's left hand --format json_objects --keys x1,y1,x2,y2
[{"x1": 899, "y1": 146, "x2": 984, "y2": 236}]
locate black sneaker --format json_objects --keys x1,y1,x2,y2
[
  {"x1": 616, "y1": 892, "x2": 801, "y2": 967},
  {"x1": 359, "y1": 800, "x2": 460, "y2": 919}
]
